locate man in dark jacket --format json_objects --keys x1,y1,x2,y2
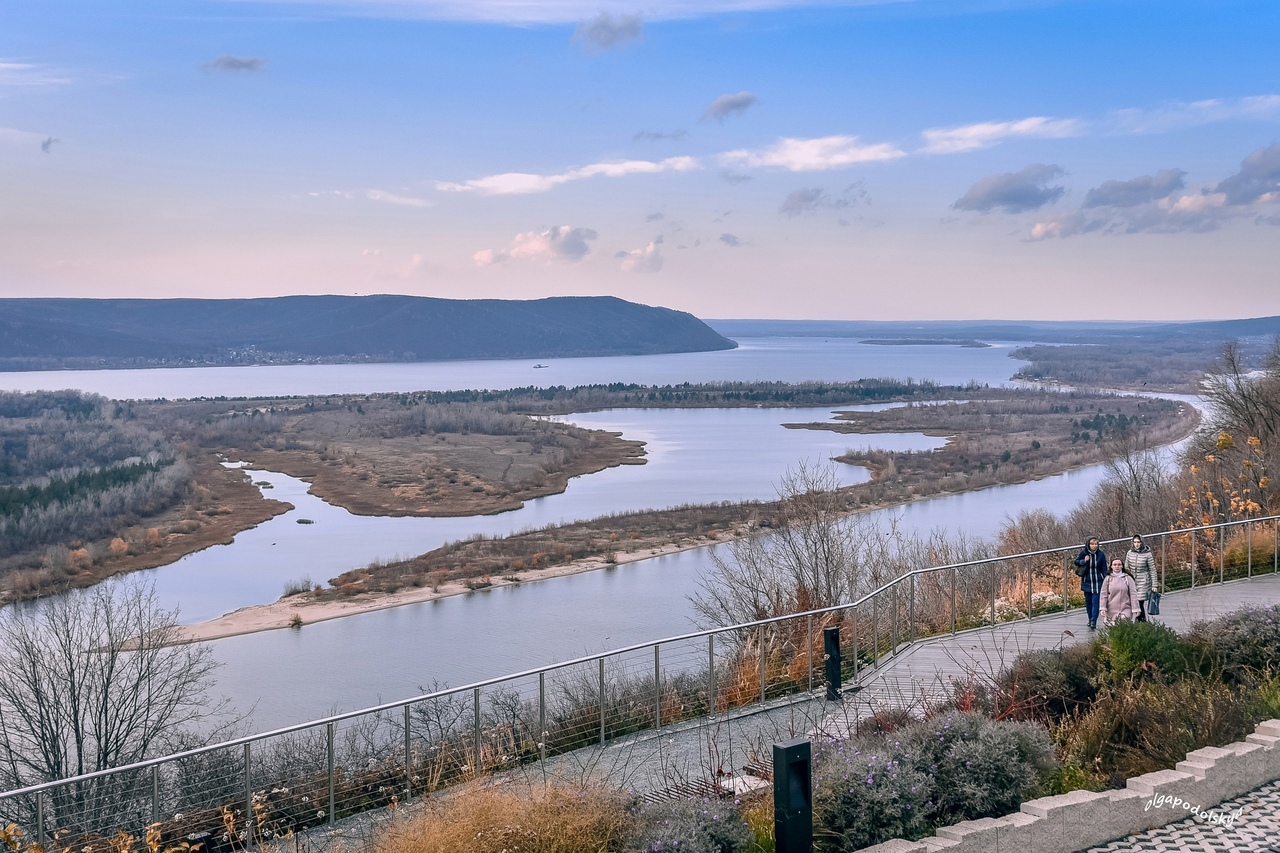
[{"x1": 1074, "y1": 537, "x2": 1108, "y2": 629}]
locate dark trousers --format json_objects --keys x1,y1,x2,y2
[
  {"x1": 1084, "y1": 591, "x2": 1100, "y2": 624},
  {"x1": 1137, "y1": 599, "x2": 1147, "y2": 622}
]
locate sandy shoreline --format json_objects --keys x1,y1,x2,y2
[{"x1": 172, "y1": 538, "x2": 708, "y2": 644}]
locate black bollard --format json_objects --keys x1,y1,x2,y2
[
  {"x1": 823, "y1": 625, "x2": 841, "y2": 701},
  {"x1": 773, "y1": 738, "x2": 813, "y2": 853}
]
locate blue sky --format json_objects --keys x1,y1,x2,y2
[{"x1": 2, "y1": 0, "x2": 1278, "y2": 320}]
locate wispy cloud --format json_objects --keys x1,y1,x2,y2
[
  {"x1": 365, "y1": 189, "x2": 432, "y2": 207},
  {"x1": 921, "y1": 116, "x2": 1083, "y2": 154},
  {"x1": 701, "y1": 91, "x2": 757, "y2": 123},
  {"x1": 1106, "y1": 95, "x2": 1280, "y2": 134},
  {"x1": 778, "y1": 183, "x2": 868, "y2": 217},
  {"x1": 573, "y1": 12, "x2": 642, "y2": 52},
  {"x1": 202, "y1": 55, "x2": 267, "y2": 73},
  {"x1": 437, "y1": 156, "x2": 698, "y2": 195},
  {"x1": 719, "y1": 233, "x2": 742, "y2": 247},
  {"x1": 720, "y1": 135, "x2": 905, "y2": 171},
  {"x1": 954, "y1": 164, "x2": 1066, "y2": 213},
  {"x1": 0, "y1": 60, "x2": 69, "y2": 87},
  {"x1": 474, "y1": 225, "x2": 599, "y2": 265},
  {"x1": 633, "y1": 129, "x2": 688, "y2": 142},
  {"x1": 1082, "y1": 169, "x2": 1185, "y2": 208},
  {"x1": 40, "y1": 136, "x2": 60, "y2": 153}
]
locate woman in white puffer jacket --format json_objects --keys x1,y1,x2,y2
[{"x1": 1124, "y1": 534, "x2": 1157, "y2": 621}]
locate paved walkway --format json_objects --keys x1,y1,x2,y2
[
  {"x1": 511, "y1": 573, "x2": 1280, "y2": 794},
  {"x1": 1082, "y1": 779, "x2": 1280, "y2": 852}
]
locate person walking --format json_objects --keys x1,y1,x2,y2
[
  {"x1": 1124, "y1": 533, "x2": 1157, "y2": 621},
  {"x1": 1074, "y1": 537, "x2": 1108, "y2": 630},
  {"x1": 1100, "y1": 558, "x2": 1140, "y2": 626}
]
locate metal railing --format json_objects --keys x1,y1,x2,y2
[{"x1": 1, "y1": 513, "x2": 1277, "y2": 848}]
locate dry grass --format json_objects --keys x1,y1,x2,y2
[{"x1": 374, "y1": 785, "x2": 632, "y2": 853}]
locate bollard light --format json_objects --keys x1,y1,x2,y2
[
  {"x1": 823, "y1": 625, "x2": 842, "y2": 701},
  {"x1": 773, "y1": 738, "x2": 813, "y2": 853}
]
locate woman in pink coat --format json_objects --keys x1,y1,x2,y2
[{"x1": 1100, "y1": 558, "x2": 1139, "y2": 626}]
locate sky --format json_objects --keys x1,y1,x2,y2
[{"x1": 2, "y1": 0, "x2": 1279, "y2": 321}]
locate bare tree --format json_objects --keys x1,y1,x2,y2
[{"x1": 0, "y1": 579, "x2": 227, "y2": 830}]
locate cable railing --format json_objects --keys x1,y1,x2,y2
[{"x1": 1, "y1": 513, "x2": 1277, "y2": 850}]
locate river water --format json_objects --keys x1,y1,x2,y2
[{"x1": 0, "y1": 338, "x2": 1152, "y2": 728}]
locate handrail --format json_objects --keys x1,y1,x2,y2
[{"x1": 2, "y1": 511, "x2": 1277, "y2": 802}]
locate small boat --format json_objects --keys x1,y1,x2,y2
[{"x1": 532, "y1": 363, "x2": 549, "y2": 369}]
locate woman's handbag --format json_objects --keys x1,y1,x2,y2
[{"x1": 1147, "y1": 591, "x2": 1162, "y2": 616}]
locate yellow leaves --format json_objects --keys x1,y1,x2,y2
[
  {"x1": 1216, "y1": 431, "x2": 1236, "y2": 450},
  {"x1": 1204, "y1": 454, "x2": 1216, "y2": 464},
  {"x1": 1262, "y1": 477, "x2": 1273, "y2": 490},
  {"x1": 2, "y1": 824, "x2": 25, "y2": 852},
  {"x1": 1249, "y1": 435, "x2": 1263, "y2": 449}
]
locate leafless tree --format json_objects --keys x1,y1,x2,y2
[{"x1": 0, "y1": 579, "x2": 228, "y2": 830}]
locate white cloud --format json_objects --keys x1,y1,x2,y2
[
  {"x1": 438, "y1": 156, "x2": 699, "y2": 195},
  {"x1": 1106, "y1": 95, "x2": 1280, "y2": 135},
  {"x1": 920, "y1": 116, "x2": 1084, "y2": 154},
  {"x1": 0, "y1": 60, "x2": 69, "y2": 87},
  {"x1": 474, "y1": 225, "x2": 599, "y2": 265},
  {"x1": 719, "y1": 136, "x2": 905, "y2": 171},
  {"x1": 365, "y1": 189, "x2": 432, "y2": 207},
  {"x1": 619, "y1": 238, "x2": 664, "y2": 272}
]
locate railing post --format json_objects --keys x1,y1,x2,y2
[
  {"x1": 654, "y1": 644, "x2": 662, "y2": 730},
  {"x1": 244, "y1": 742, "x2": 253, "y2": 848},
  {"x1": 152, "y1": 764, "x2": 160, "y2": 824},
  {"x1": 1220, "y1": 525, "x2": 1225, "y2": 583},
  {"x1": 598, "y1": 659, "x2": 606, "y2": 745},
  {"x1": 1026, "y1": 559, "x2": 1033, "y2": 620},
  {"x1": 909, "y1": 574, "x2": 916, "y2": 641},
  {"x1": 404, "y1": 704, "x2": 412, "y2": 800},
  {"x1": 1161, "y1": 536, "x2": 1167, "y2": 591},
  {"x1": 326, "y1": 722, "x2": 335, "y2": 826},
  {"x1": 952, "y1": 566, "x2": 958, "y2": 632},
  {"x1": 708, "y1": 634, "x2": 716, "y2": 714},
  {"x1": 474, "y1": 686, "x2": 482, "y2": 770},
  {"x1": 990, "y1": 563, "x2": 997, "y2": 625},
  {"x1": 1275, "y1": 517, "x2": 1278, "y2": 574},
  {"x1": 539, "y1": 672, "x2": 547, "y2": 762},
  {"x1": 1062, "y1": 553, "x2": 1069, "y2": 614},
  {"x1": 806, "y1": 613, "x2": 814, "y2": 692},
  {"x1": 851, "y1": 606, "x2": 860, "y2": 680},
  {"x1": 1249, "y1": 521, "x2": 1254, "y2": 578},
  {"x1": 872, "y1": 595, "x2": 879, "y2": 667},
  {"x1": 36, "y1": 789, "x2": 44, "y2": 846},
  {"x1": 759, "y1": 625, "x2": 768, "y2": 703},
  {"x1": 1191, "y1": 534, "x2": 1197, "y2": 588}
]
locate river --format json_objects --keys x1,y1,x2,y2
[{"x1": 0, "y1": 338, "x2": 1154, "y2": 728}]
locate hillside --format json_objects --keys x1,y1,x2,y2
[{"x1": 0, "y1": 295, "x2": 736, "y2": 370}]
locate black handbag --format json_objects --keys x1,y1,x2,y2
[{"x1": 1147, "y1": 591, "x2": 1162, "y2": 616}]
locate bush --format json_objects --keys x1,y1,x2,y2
[
  {"x1": 1055, "y1": 676, "x2": 1260, "y2": 788},
  {"x1": 1185, "y1": 604, "x2": 1280, "y2": 683},
  {"x1": 625, "y1": 797, "x2": 755, "y2": 853},
  {"x1": 995, "y1": 645, "x2": 1098, "y2": 721},
  {"x1": 1096, "y1": 620, "x2": 1192, "y2": 684},
  {"x1": 813, "y1": 712, "x2": 1056, "y2": 851},
  {"x1": 902, "y1": 712, "x2": 1056, "y2": 826}
]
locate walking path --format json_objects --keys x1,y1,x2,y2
[{"x1": 1083, "y1": 778, "x2": 1280, "y2": 852}]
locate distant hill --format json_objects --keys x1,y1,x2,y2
[{"x1": 0, "y1": 296, "x2": 736, "y2": 370}]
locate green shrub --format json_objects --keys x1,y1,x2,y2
[
  {"x1": 1185, "y1": 604, "x2": 1280, "y2": 683},
  {"x1": 813, "y1": 713, "x2": 1056, "y2": 851},
  {"x1": 1096, "y1": 620, "x2": 1192, "y2": 683},
  {"x1": 626, "y1": 797, "x2": 756, "y2": 853}
]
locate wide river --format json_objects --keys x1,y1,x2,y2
[{"x1": 0, "y1": 338, "x2": 1141, "y2": 728}]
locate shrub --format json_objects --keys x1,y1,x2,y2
[
  {"x1": 902, "y1": 712, "x2": 1055, "y2": 826},
  {"x1": 995, "y1": 645, "x2": 1098, "y2": 721},
  {"x1": 813, "y1": 712, "x2": 1056, "y2": 851},
  {"x1": 625, "y1": 797, "x2": 755, "y2": 853},
  {"x1": 373, "y1": 785, "x2": 630, "y2": 853},
  {"x1": 1185, "y1": 604, "x2": 1280, "y2": 683},
  {"x1": 1096, "y1": 620, "x2": 1191, "y2": 684},
  {"x1": 1056, "y1": 676, "x2": 1259, "y2": 788}
]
